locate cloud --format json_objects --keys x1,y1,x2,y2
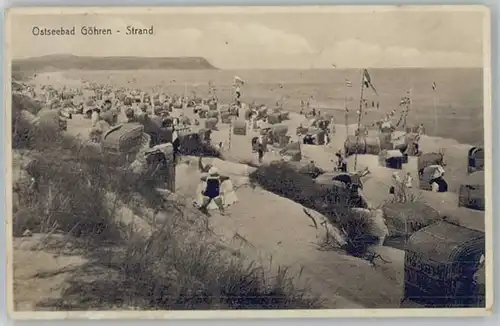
[
  {"x1": 13, "y1": 17, "x2": 315, "y2": 68},
  {"x1": 316, "y1": 39, "x2": 482, "y2": 68},
  {"x1": 12, "y1": 16, "x2": 482, "y2": 68},
  {"x1": 191, "y1": 21, "x2": 314, "y2": 68},
  {"x1": 204, "y1": 22, "x2": 313, "y2": 54}
]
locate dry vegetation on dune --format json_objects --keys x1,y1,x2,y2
[{"x1": 11, "y1": 96, "x2": 321, "y2": 310}]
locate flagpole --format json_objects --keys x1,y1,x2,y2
[
  {"x1": 344, "y1": 82, "x2": 349, "y2": 138},
  {"x1": 353, "y1": 70, "x2": 366, "y2": 172},
  {"x1": 406, "y1": 88, "x2": 412, "y2": 128},
  {"x1": 432, "y1": 88, "x2": 438, "y2": 136},
  {"x1": 228, "y1": 80, "x2": 237, "y2": 150},
  {"x1": 183, "y1": 83, "x2": 187, "y2": 110}
]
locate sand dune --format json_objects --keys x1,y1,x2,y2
[{"x1": 170, "y1": 153, "x2": 406, "y2": 308}]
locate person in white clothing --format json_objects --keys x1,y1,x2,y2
[
  {"x1": 390, "y1": 172, "x2": 404, "y2": 202},
  {"x1": 91, "y1": 108, "x2": 100, "y2": 127},
  {"x1": 404, "y1": 172, "x2": 413, "y2": 189},
  {"x1": 429, "y1": 165, "x2": 447, "y2": 193}
]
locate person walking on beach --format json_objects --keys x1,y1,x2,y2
[
  {"x1": 404, "y1": 172, "x2": 413, "y2": 189},
  {"x1": 257, "y1": 136, "x2": 265, "y2": 163},
  {"x1": 257, "y1": 142, "x2": 265, "y2": 163},
  {"x1": 334, "y1": 151, "x2": 348, "y2": 172},
  {"x1": 390, "y1": 172, "x2": 405, "y2": 202},
  {"x1": 417, "y1": 123, "x2": 425, "y2": 136},
  {"x1": 91, "y1": 107, "x2": 101, "y2": 127},
  {"x1": 217, "y1": 141, "x2": 224, "y2": 153}
]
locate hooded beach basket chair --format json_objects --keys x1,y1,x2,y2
[
  {"x1": 458, "y1": 171, "x2": 485, "y2": 211},
  {"x1": 402, "y1": 220, "x2": 485, "y2": 308},
  {"x1": 467, "y1": 147, "x2": 484, "y2": 174}
]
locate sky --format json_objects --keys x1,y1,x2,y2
[{"x1": 8, "y1": 7, "x2": 488, "y2": 69}]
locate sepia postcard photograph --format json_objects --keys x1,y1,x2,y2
[{"x1": 4, "y1": 5, "x2": 492, "y2": 319}]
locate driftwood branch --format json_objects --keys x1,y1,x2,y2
[{"x1": 302, "y1": 208, "x2": 318, "y2": 229}]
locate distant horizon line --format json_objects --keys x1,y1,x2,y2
[{"x1": 11, "y1": 54, "x2": 483, "y2": 70}]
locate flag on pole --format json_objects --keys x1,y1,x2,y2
[
  {"x1": 345, "y1": 78, "x2": 352, "y2": 87},
  {"x1": 362, "y1": 69, "x2": 378, "y2": 95},
  {"x1": 400, "y1": 91, "x2": 411, "y2": 105},
  {"x1": 432, "y1": 81, "x2": 437, "y2": 91}
]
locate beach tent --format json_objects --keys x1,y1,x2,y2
[
  {"x1": 382, "y1": 202, "x2": 441, "y2": 239},
  {"x1": 458, "y1": 171, "x2": 485, "y2": 211},
  {"x1": 344, "y1": 135, "x2": 381, "y2": 156}
]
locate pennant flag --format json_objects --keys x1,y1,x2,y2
[
  {"x1": 345, "y1": 78, "x2": 352, "y2": 87},
  {"x1": 432, "y1": 81, "x2": 437, "y2": 91},
  {"x1": 362, "y1": 69, "x2": 378, "y2": 95},
  {"x1": 400, "y1": 96, "x2": 411, "y2": 105}
]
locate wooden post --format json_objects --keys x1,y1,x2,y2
[
  {"x1": 166, "y1": 144, "x2": 176, "y2": 193},
  {"x1": 353, "y1": 70, "x2": 366, "y2": 172},
  {"x1": 183, "y1": 83, "x2": 187, "y2": 110}
]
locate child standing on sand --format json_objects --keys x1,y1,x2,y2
[
  {"x1": 257, "y1": 138, "x2": 265, "y2": 163},
  {"x1": 334, "y1": 152, "x2": 348, "y2": 172}
]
